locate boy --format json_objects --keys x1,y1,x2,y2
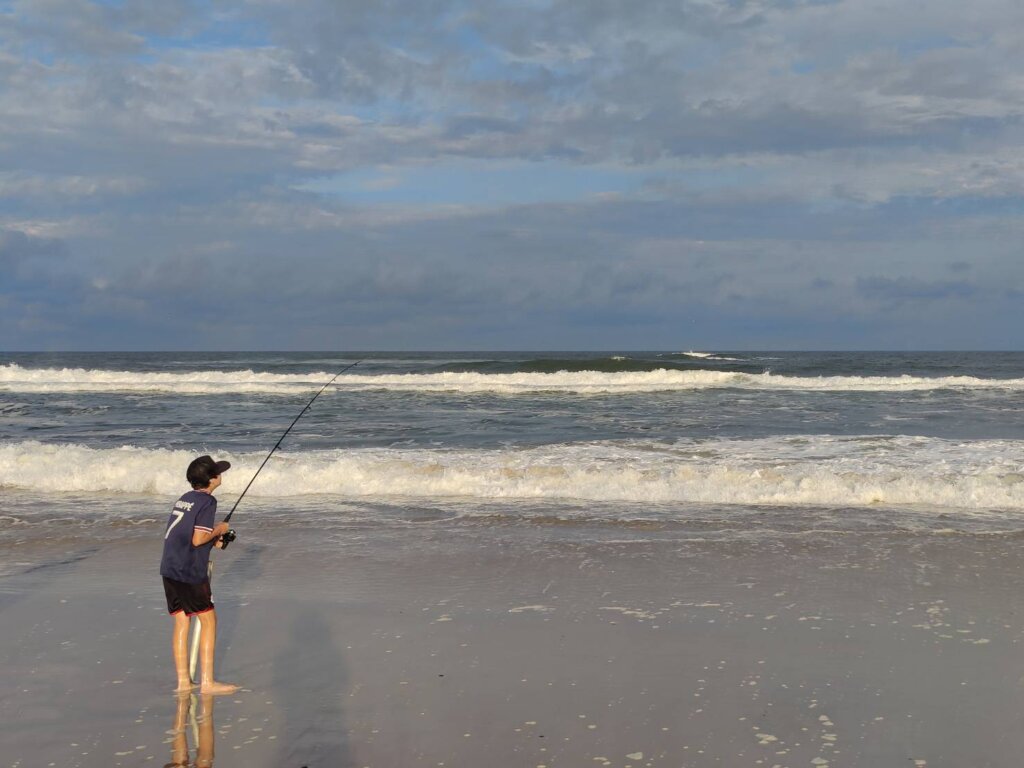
[{"x1": 160, "y1": 454, "x2": 238, "y2": 694}]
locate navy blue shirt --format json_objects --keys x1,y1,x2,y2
[{"x1": 160, "y1": 491, "x2": 217, "y2": 583}]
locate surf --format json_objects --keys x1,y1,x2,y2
[
  {"x1": 4, "y1": 437, "x2": 1024, "y2": 512},
  {"x1": 3, "y1": 363, "x2": 1024, "y2": 395}
]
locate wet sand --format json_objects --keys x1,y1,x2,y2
[{"x1": 3, "y1": 521, "x2": 1024, "y2": 767}]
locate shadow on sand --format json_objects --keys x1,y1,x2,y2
[
  {"x1": 271, "y1": 607, "x2": 353, "y2": 766},
  {"x1": 212, "y1": 541, "x2": 266, "y2": 671}
]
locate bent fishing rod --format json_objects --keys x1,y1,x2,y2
[{"x1": 219, "y1": 359, "x2": 362, "y2": 548}]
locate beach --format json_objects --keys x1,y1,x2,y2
[
  {"x1": 4, "y1": 496, "x2": 1024, "y2": 767},
  {"x1": 3, "y1": 351, "x2": 1024, "y2": 767}
]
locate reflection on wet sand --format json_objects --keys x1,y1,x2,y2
[{"x1": 165, "y1": 693, "x2": 216, "y2": 768}]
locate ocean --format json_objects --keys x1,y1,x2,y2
[{"x1": 3, "y1": 350, "x2": 1024, "y2": 579}]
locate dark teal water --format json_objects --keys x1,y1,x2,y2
[
  {"x1": 2, "y1": 352, "x2": 1024, "y2": 553},
  {"x1": 3, "y1": 351, "x2": 1024, "y2": 450}
]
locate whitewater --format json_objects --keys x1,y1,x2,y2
[
  {"x1": 2, "y1": 436, "x2": 1023, "y2": 512},
  {"x1": 3, "y1": 362, "x2": 1024, "y2": 395}
]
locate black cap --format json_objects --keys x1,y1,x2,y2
[{"x1": 187, "y1": 455, "x2": 231, "y2": 489}]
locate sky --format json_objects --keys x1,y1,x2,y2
[{"x1": 1, "y1": 0, "x2": 1023, "y2": 350}]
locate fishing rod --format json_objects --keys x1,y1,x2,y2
[
  {"x1": 190, "y1": 359, "x2": 363, "y2": 682},
  {"x1": 219, "y1": 359, "x2": 362, "y2": 547}
]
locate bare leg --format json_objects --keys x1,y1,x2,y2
[
  {"x1": 196, "y1": 609, "x2": 238, "y2": 695},
  {"x1": 171, "y1": 612, "x2": 194, "y2": 692}
]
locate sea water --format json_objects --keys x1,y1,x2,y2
[{"x1": 3, "y1": 351, "x2": 1024, "y2": 577}]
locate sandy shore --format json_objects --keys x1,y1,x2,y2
[{"x1": 3, "y1": 518, "x2": 1024, "y2": 767}]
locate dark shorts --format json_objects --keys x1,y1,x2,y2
[{"x1": 162, "y1": 576, "x2": 214, "y2": 616}]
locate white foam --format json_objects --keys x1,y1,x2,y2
[
  {"x1": 674, "y1": 351, "x2": 743, "y2": 361},
  {"x1": 1, "y1": 363, "x2": 1022, "y2": 395},
  {"x1": 3, "y1": 437, "x2": 1023, "y2": 511},
  {"x1": 0, "y1": 363, "x2": 328, "y2": 395}
]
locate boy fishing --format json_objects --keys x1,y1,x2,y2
[{"x1": 160, "y1": 454, "x2": 239, "y2": 694}]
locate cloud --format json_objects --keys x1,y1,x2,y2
[
  {"x1": 857, "y1": 275, "x2": 978, "y2": 305},
  {"x1": 0, "y1": 172, "x2": 145, "y2": 199},
  {"x1": 5, "y1": 0, "x2": 199, "y2": 57},
  {"x1": 1, "y1": 0, "x2": 1023, "y2": 348},
  {"x1": 0, "y1": 228, "x2": 68, "y2": 274},
  {"x1": 0, "y1": 229, "x2": 83, "y2": 345}
]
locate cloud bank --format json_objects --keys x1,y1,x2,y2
[{"x1": 1, "y1": 0, "x2": 1022, "y2": 349}]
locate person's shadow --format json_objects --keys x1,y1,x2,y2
[
  {"x1": 192, "y1": 540, "x2": 352, "y2": 765},
  {"x1": 271, "y1": 608, "x2": 352, "y2": 767},
  {"x1": 211, "y1": 541, "x2": 266, "y2": 671}
]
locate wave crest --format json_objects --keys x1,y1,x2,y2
[
  {"x1": 2, "y1": 363, "x2": 1023, "y2": 395},
  {"x1": 3, "y1": 438, "x2": 1023, "y2": 511}
]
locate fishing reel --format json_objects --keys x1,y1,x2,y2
[{"x1": 219, "y1": 528, "x2": 237, "y2": 549}]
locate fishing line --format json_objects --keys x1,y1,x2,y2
[{"x1": 219, "y1": 359, "x2": 362, "y2": 545}]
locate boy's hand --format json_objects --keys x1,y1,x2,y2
[{"x1": 213, "y1": 522, "x2": 231, "y2": 537}]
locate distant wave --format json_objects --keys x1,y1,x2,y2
[
  {"x1": 444, "y1": 356, "x2": 674, "y2": 373},
  {"x1": 3, "y1": 437, "x2": 1023, "y2": 511},
  {"x1": 3, "y1": 363, "x2": 1024, "y2": 395},
  {"x1": 667, "y1": 351, "x2": 743, "y2": 362}
]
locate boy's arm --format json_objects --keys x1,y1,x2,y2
[
  {"x1": 192, "y1": 521, "x2": 230, "y2": 547},
  {"x1": 191, "y1": 497, "x2": 229, "y2": 547}
]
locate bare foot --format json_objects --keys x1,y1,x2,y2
[
  {"x1": 174, "y1": 680, "x2": 197, "y2": 693},
  {"x1": 199, "y1": 680, "x2": 239, "y2": 695}
]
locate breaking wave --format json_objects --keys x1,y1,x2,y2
[
  {"x1": 669, "y1": 351, "x2": 743, "y2": 361},
  {"x1": 2, "y1": 363, "x2": 1024, "y2": 395},
  {"x1": 3, "y1": 437, "x2": 1023, "y2": 512}
]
